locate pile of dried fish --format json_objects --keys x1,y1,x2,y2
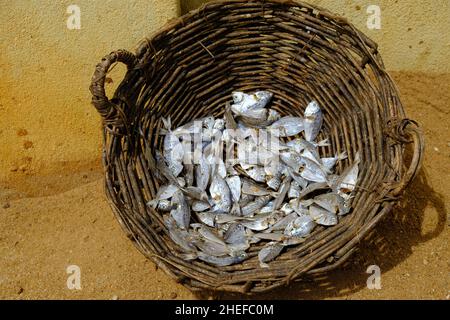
[{"x1": 148, "y1": 91, "x2": 360, "y2": 268}]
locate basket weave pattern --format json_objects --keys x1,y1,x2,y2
[{"x1": 89, "y1": 0, "x2": 424, "y2": 294}]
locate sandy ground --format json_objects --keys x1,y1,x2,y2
[{"x1": 0, "y1": 72, "x2": 449, "y2": 300}]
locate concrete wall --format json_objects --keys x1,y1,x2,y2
[
  {"x1": 0, "y1": 0, "x2": 179, "y2": 180},
  {"x1": 1, "y1": 0, "x2": 448, "y2": 181}
]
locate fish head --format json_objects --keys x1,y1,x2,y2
[{"x1": 305, "y1": 100, "x2": 321, "y2": 118}]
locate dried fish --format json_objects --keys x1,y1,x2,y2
[
  {"x1": 258, "y1": 242, "x2": 284, "y2": 268},
  {"x1": 266, "y1": 212, "x2": 298, "y2": 233},
  {"x1": 223, "y1": 223, "x2": 247, "y2": 245},
  {"x1": 209, "y1": 174, "x2": 232, "y2": 213},
  {"x1": 241, "y1": 212, "x2": 280, "y2": 231},
  {"x1": 273, "y1": 176, "x2": 292, "y2": 211},
  {"x1": 284, "y1": 215, "x2": 316, "y2": 237},
  {"x1": 152, "y1": 92, "x2": 359, "y2": 266},
  {"x1": 321, "y1": 151, "x2": 348, "y2": 171},
  {"x1": 164, "y1": 216, "x2": 197, "y2": 253},
  {"x1": 241, "y1": 178, "x2": 273, "y2": 196},
  {"x1": 192, "y1": 200, "x2": 211, "y2": 212},
  {"x1": 162, "y1": 117, "x2": 185, "y2": 177},
  {"x1": 244, "y1": 166, "x2": 266, "y2": 183},
  {"x1": 195, "y1": 154, "x2": 210, "y2": 191},
  {"x1": 288, "y1": 180, "x2": 302, "y2": 199},
  {"x1": 309, "y1": 205, "x2": 338, "y2": 226},
  {"x1": 231, "y1": 91, "x2": 273, "y2": 113},
  {"x1": 269, "y1": 117, "x2": 304, "y2": 137},
  {"x1": 304, "y1": 100, "x2": 323, "y2": 142},
  {"x1": 241, "y1": 195, "x2": 272, "y2": 217},
  {"x1": 182, "y1": 186, "x2": 209, "y2": 202},
  {"x1": 226, "y1": 176, "x2": 241, "y2": 204},
  {"x1": 170, "y1": 189, "x2": 191, "y2": 230},
  {"x1": 198, "y1": 252, "x2": 248, "y2": 267},
  {"x1": 313, "y1": 192, "x2": 347, "y2": 215}
]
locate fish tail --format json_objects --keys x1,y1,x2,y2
[
  {"x1": 162, "y1": 116, "x2": 172, "y2": 130},
  {"x1": 316, "y1": 138, "x2": 330, "y2": 147},
  {"x1": 337, "y1": 151, "x2": 348, "y2": 161}
]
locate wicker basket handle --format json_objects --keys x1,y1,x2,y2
[
  {"x1": 89, "y1": 49, "x2": 137, "y2": 125},
  {"x1": 391, "y1": 120, "x2": 425, "y2": 196}
]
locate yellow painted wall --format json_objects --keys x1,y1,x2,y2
[
  {"x1": 1, "y1": 0, "x2": 448, "y2": 181},
  {"x1": 0, "y1": 0, "x2": 179, "y2": 180}
]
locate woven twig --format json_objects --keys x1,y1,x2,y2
[{"x1": 89, "y1": 0, "x2": 424, "y2": 294}]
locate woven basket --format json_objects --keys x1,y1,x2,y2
[{"x1": 89, "y1": 0, "x2": 424, "y2": 294}]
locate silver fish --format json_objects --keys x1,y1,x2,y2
[
  {"x1": 231, "y1": 91, "x2": 273, "y2": 112},
  {"x1": 269, "y1": 117, "x2": 304, "y2": 137},
  {"x1": 214, "y1": 118, "x2": 225, "y2": 131},
  {"x1": 172, "y1": 116, "x2": 215, "y2": 136},
  {"x1": 289, "y1": 198, "x2": 311, "y2": 215},
  {"x1": 280, "y1": 202, "x2": 294, "y2": 215},
  {"x1": 154, "y1": 150, "x2": 180, "y2": 186},
  {"x1": 258, "y1": 242, "x2": 284, "y2": 268},
  {"x1": 170, "y1": 189, "x2": 191, "y2": 229},
  {"x1": 284, "y1": 215, "x2": 316, "y2": 237},
  {"x1": 147, "y1": 184, "x2": 179, "y2": 209},
  {"x1": 191, "y1": 223, "x2": 226, "y2": 246},
  {"x1": 226, "y1": 176, "x2": 241, "y2": 203},
  {"x1": 304, "y1": 100, "x2": 323, "y2": 142},
  {"x1": 164, "y1": 216, "x2": 197, "y2": 253},
  {"x1": 280, "y1": 151, "x2": 303, "y2": 172},
  {"x1": 214, "y1": 214, "x2": 248, "y2": 224},
  {"x1": 177, "y1": 177, "x2": 186, "y2": 187},
  {"x1": 241, "y1": 178, "x2": 273, "y2": 196},
  {"x1": 194, "y1": 238, "x2": 230, "y2": 257},
  {"x1": 273, "y1": 176, "x2": 292, "y2": 210},
  {"x1": 335, "y1": 152, "x2": 360, "y2": 194},
  {"x1": 162, "y1": 117, "x2": 184, "y2": 177},
  {"x1": 258, "y1": 201, "x2": 275, "y2": 214},
  {"x1": 182, "y1": 186, "x2": 209, "y2": 202},
  {"x1": 265, "y1": 212, "x2": 298, "y2": 232},
  {"x1": 288, "y1": 168, "x2": 309, "y2": 189},
  {"x1": 252, "y1": 232, "x2": 285, "y2": 242},
  {"x1": 298, "y1": 182, "x2": 329, "y2": 199},
  {"x1": 267, "y1": 109, "x2": 281, "y2": 122},
  {"x1": 197, "y1": 251, "x2": 248, "y2": 267},
  {"x1": 241, "y1": 212, "x2": 280, "y2": 231},
  {"x1": 192, "y1": 200, "x2": 211, "y2": 212},
  {"x1": 184, "y1": 163, "x2": 194, "y2": 187},
  {"x1": 224, "y1": 102, "x2": 238, "y2": 130},
  {"x1": 313, "y1": 193, "x2": 348, "y2": 215},
  {"x1": 195, "y1": 154, "x2": 210, "y2": 191},
  {"x1": 236, "y1": 109, "x2": 268, "y2": 122},
  {"x1": 244, "y1": 166, "x2": 266, "y2": 183},
  {"x1": 154, "y1": 199, "x2": 174, "y2": 212},
  {"x1": 264, "y1": 158, "x2": 285, "y2": 191},
  {"x1": 209, "y1": 174, "x2": 232, "y2": 213},
  {"x1": 207, "y1": 154, "x2": 227, "y2": 179},
  {"x1": 286, "y1": 138, "x2": 319, "y2": 155},
  {"x1": 239, "y1": 193, "x2": 255, "y2": 207},
  {"x1": 223, "y1": 223, "x2": 248, "y2": 246},
  {"x1": 309, "y1": 205, "x2": 338, "y2": 226},
  {"x1": 321, "y1": 151, "x2": 348, "y2": 172},
  {"x1": 241, "y1": 195, "x2": 272, "y2": 217},
  {"x1": 288, "y1": 180, "x2": 302, "y2": 199},
  {"x1": 195, "y1": 211, "x2": 216, "y2": 227},
  {"x1": 283, "y1": 237, "x2": 307, "y2": 246}
]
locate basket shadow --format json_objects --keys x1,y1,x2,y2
[{"x1": 198, "y1": 168, "x2": 446, "y2": 300}]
